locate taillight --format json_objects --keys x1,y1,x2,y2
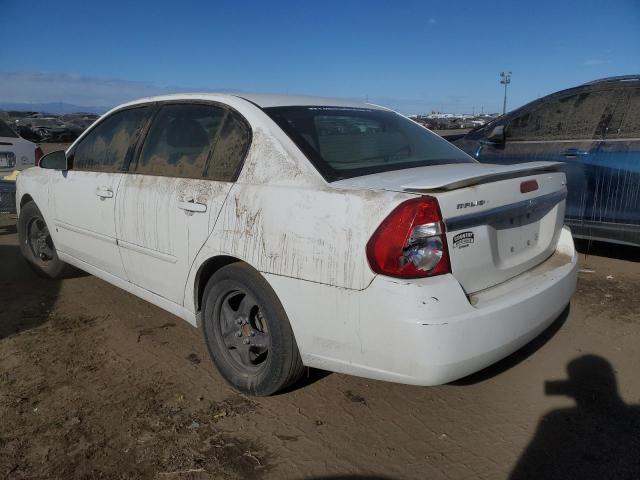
[
  {"x1": 366, "y1": 196, "x2": 450, "y2": 279},
  {"x1": 35, "y1": 146, "x2": 43, "y2": 166},
  {"x1": 520, "y1": 179, "x2": 539, "y2": 193}
]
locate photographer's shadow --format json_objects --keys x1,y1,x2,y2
[{"x1": 510, "y1": 355, "x2": 640, "y2": 479}]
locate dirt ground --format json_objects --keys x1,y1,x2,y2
[{"x1": 1, "y1": 212, "x2": 639, "y2": 480}]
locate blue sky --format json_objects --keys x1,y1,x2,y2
[{"x1": 1, "y1": 0, "x2": 639, "y2": 114}]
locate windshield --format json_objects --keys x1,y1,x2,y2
[
  {"x1": 0, "y1": 119, "x2": 18, "y2": 138},
  {"x1": 265, "y1": 106, "x2": 475, "y2": 181}
]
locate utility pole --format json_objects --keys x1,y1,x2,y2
[{"x1": 500, "y1": 71, "x2": 512, "y2": 115}]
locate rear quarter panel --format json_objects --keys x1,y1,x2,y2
[
  {"x1": 197, "y1": 183, "x2": 408, "y2": 289},
  {"x1": 183, "y1": 110, "x2": 413, "y2": 312}
]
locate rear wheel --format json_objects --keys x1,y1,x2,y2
[
  {"x1": 201, "y1": 262, "x2": 304, "y2": 396},
  {"x1": 18, "y1": 201, "x2": 67, "y2": 278}
]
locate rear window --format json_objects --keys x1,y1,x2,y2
[
  {"x1": 136, "y1": 103, "x2": 226, "y2": 179},
  {"x1": 506, "y1": 90, "x2": 616, "y2": 141},
  {"x1": 605, "y1": 87, "x2": 640, "y2": 139},
  {"x1": 265, "y1": 106, "x2": 475, "y2": 181},
  {"x1": 0, "y1": 119, "x2": 18, "y2": 138}
]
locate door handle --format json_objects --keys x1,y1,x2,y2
[
  {"x1": 178, "y1": 196, "x2": 207, "y2": 213},
  {"x1": 562, "y1": 148, "x2": 589, "y2": 158},
  {"x1": 96, "y1": 187, "x2": 113, "y2": 199}
]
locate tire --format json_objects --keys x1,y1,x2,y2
[
  {"x1": 17, "y1": 201, "x2": 67, "y2": 279},
  {"x1": 201, "y1": 262, "x2": 304, "y2": 396}
]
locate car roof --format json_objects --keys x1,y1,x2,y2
[
  {"x1": 117, "y1": 92, "x2": 387, "y2": 111},
  {"x1": 580, "y1": 74, "x2": 640, "y2": 86}
]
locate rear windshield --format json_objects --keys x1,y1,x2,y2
[
  {"x1": 265, "y1": 106, "x2": 475, "y2": 181},
  {"x1": 0, "y1": 119, "x2": 18, "y2": 138}
]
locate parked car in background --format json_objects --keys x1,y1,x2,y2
[
  {"x1": 17, "y1": 93, "x2": 576, "y2": 396},
  {"x1": 60, "y1": 113, "x2": 100, "y2": 132},
  {"x1": 0, "y1": 117, "x2": 41, "y2": 213},
  {"x1": 17, "y1": 117, "x2": 81, "y2": 143},
  {"x1": 448, "y1": 118, "x2": 475, "y2": 129},
  {"x1": 454, "y1": 75, "x2": 640, "y2": 247}
]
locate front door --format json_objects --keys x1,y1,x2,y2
[
  {"x1": 51, "y1": 106, "x2": 151, "y2": 279},
  {"x1": 115, "y1": 102, "x2": 251, "y2": 305}
]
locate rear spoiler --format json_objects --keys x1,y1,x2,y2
[{"x1": 402, "y1": 161, "x2": 565, "y2": 193}]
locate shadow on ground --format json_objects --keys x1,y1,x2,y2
[
  {"x1": 575, "y1": 238, "x2": 640, "y2": 262},
  {"x1": 0, "y1": 222, "x2": 17, "y2": 235},
  {"x1": 0, "y1": 242, "x2": 62, "y2": 339},
  {"x1": 510, "y1": 355, "x2": 640, "y2": 479},
  {"x1": 278, "y1": 367, "x2": 333, "y2": 395}
]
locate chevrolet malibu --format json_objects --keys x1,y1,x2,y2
[{"x1": 16, "y1": 93, "x2": 578, "y2": 395}]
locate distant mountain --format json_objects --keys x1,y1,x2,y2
[{"x1": 0, "y1": 102, "x2": 109, "y2": 114}]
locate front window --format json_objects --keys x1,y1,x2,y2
[
  {"x1": 73, "y1": 107, "x2": 150, "y2": 172},
  {"x1": 265, "y1": 106, "x2": 475, "y2": 181}
]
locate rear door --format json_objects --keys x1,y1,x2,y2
[
  {"x1": 115, "y1": 102, "x2": 251, "y2": 305},
  {"x1": 590, "y1": 85, "x2": 640, "y2": 245},
  {"x1": 51, "y1": 106, "x2": 151, "y2": 278}
]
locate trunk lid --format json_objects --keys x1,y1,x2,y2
[{"x1": 334, "y1": 162, "x2": 568, "y2": 293}]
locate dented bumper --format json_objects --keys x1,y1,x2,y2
[{"x1": 267, "y1": 227, "x2": 578, "y2": 386}]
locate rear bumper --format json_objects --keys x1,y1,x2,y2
[{"x1": 287, "y1": 226, "x2": 578, "y2": 385}]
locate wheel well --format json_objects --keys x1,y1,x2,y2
[
  {"x1": 194, "y1": 255, "x2": 241, "y2": 313},
  {"x1": 20, "y1": 194, "x2": 34, "y2": 208}
]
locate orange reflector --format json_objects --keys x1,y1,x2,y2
[{"x1": 520, "y1": 180, "x2": 539, "y2": 193}]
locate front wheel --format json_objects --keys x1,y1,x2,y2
[
  {"x1": 201, "y1": 263, "x2": 304, "y2": 396},
  {"x1": 17, "y1": 201, "x2": 67, "y2": 278}
]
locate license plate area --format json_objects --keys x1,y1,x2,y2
[{"x1": 494, "y1": 213, "x2": 542, "y2": 257}]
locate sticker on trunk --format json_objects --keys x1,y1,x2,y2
[{"x1": 453, "y1": 231, "x2": 474, "y2": 249}]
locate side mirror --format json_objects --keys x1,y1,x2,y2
[
  {"x1": 39, "y1": 150, "x2": 68, "y2": 170},
  {"x1": 483, "y1": 125, "x2": 506, "y2": 145}
]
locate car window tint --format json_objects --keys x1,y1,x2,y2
[
  {"x1": 137, "y1": 104, "x2": 225, "y2": 178},
  {"x1": 507, "y1": 90, "x2": 615, "y2": 141},
  {"x1": 266, "y1": 106, "x2": 473, "y2": 181},
  {"x1": 563, "y1": 90, "x2": 616, "y2": 139},
  {"x1": 606, "y1": 87, "x2": 640, "y2": 139},
  {"x1": 314, "y1": 114, "x2": 407, "y2": 165},
  {"x1": 506, "y1": 98, "x2": 573, "y2": 140},
  {"x1": 204, "y1": 113, "x2": 250, "y2": 181},
  {"x1": 74, "y1": 107, "x2": 149, "y2": 172}
]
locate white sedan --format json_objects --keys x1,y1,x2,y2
[
  {"x1": 16, "y1": 93, "x2": 577, "y2": 395},
  {"x1": 1, "y1": 118, "x2": 41, "y2": 213},
  {"x1": 0, "y1": 118, "x2": 41, "y2": 176}
]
